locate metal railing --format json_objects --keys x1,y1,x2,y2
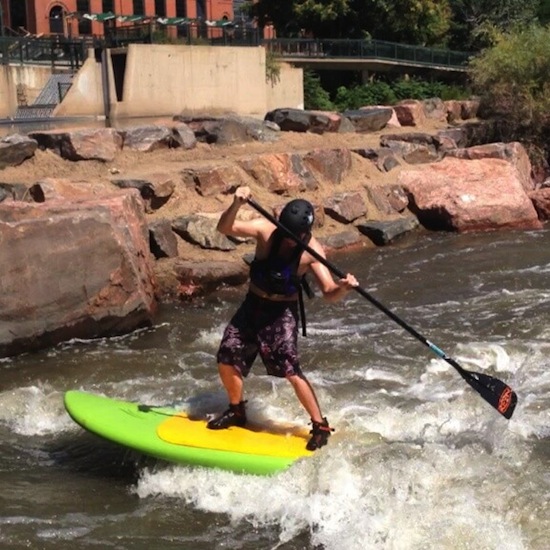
[
  {"x1": 264, "y1": 38, "x2": 471, "y2": 70},
  {"x1": 0, "y1": 36, "x2": 94, "y2": 69},
  {"x1": 0, "y1": 34, "x2": 471, "y2": 72}
]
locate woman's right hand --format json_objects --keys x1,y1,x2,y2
[{"x1": 234, "y1": 186, "x2": 251, "y2": 205}]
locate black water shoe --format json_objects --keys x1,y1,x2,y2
[
  {"x1": 306, "y1": 417, "x2": 334, "y2": 450},
  {"x1": 207, "y1": 401, "x2": 247, "y2": 430}
]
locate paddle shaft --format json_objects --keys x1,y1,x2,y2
[{"x1": 247, "y1": 198, "x2": 517, "y2": 418}]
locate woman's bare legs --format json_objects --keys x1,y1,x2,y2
[{"x1": 286, "y1": 373, "x2": 323, "y2": 423}]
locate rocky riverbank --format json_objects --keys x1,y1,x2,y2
[{"x1": 1, "y1": 101, "x2": 549, "y2": 357}]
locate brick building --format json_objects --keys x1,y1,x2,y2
[{"x1": 0, "y1": 0, "x2": 234, "y2": 37}]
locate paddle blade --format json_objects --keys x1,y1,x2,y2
[{"x1": 461, "y1": 370, "x2": 517, "y2": 419}]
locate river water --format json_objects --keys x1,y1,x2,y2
[{"x1": 1, "y1": 227, "x2": 549, "y2": 549}]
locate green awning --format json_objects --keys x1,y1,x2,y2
[
  {"x1": 69, "y1": 13, "x2": 234, "y2": 26},
  {"x1": 156, "y1": 17, "x2": 195, "y2": 26},
  {"x1": 117, "y1": 15, "x2": 150, "y2": 23}
]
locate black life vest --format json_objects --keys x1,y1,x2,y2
[{"x1": 249, "y1": 229, "x2": 314, "y2": 335}]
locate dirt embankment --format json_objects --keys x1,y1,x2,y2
[{"x1": 1, "y1": 121, "x2": 447, "y2": 276}]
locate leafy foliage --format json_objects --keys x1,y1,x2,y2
[
  {"x1": 539, "y1": 0, "x2": 550, "y2": 24},
  {"x1": 294, "y1": 0, "x2": 351, "y2": 26},
  {"x1": 331, "y1": 77, "x2": 468, "y2": 111},
  {"x1": 251, "y1": 0, "x2": 300, "y2": 37},
  {"x1": 251, "y1": 0, "x2": 543, "y2": 50},
  {"x1": 252, "y1": 0, "x2": 453, "y2": 45},
  {"x1": 468, "y1": 24, "x2": 550, "y2": 159},
  {"x1": 469, "y1": 25, "x2": 550, "y2": 120},
  {"x1": 333, "y1": 81, "x2": 396, "y2": 110},
  {"x1": 448, "y1": 0, "x2": 539, "y2": 50},
  {"x1": 364, "y1": 0, "x2": 453, "y2": 46},
  {"x1": 265, "y1": 50, "x2": 281, "y2": 85},
  {"x1": 303, "y1": 70, "x2": 335, "y2": 110}
]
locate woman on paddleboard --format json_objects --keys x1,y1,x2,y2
[{"x1": 207, "y1": 186, "x2": 358, "y2": 451}]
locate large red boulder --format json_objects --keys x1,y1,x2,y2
[
  {"x1": 0, "y1": 190, "x2": 157, "y2": 357},
  {"x1": 398, "y1": 157, "x2": 542, "y2": 232}
]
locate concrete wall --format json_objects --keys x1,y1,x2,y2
[
  {"x1": 56, "y1": 44, "x2": 303, "y2": 119},
  {"x1": 0, "y1": 66, "x2": 17, "y2": 117},
  {"x1": 267, "y1": 62, "x2": 304, "y2": 111},
  {"x1": 116, "y1": 44, "x2": 269, "y2": 117},
  {"x1": 53, "y1": 53, "x2": 107, "y2": 118},
  {"x1": 2, "y1": 45, "x2": 304, "y2": 120},
  {"x1": 0, "y1": 64, "x2": 55, "y2": 117}
]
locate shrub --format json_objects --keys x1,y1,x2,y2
[
  {"x1": 468, "y1": 24, "x2": 550, "y2": 170},
  {"x1": 303, "y1": 70, "x2": 335, "y2": 110},
  {"x1": 332, "y1": 76, "x2": 467, "y2": 110}
]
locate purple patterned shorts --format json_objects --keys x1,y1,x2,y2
[{"x1": 217, "y1": 293, "x2": 302, "y2": 378}]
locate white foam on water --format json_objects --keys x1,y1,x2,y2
[
  {"x1": 131, "y1": 336, "x2": 548, "y2": 549},
  {"x1": 356, "y1": 367, "x2": 409, "y2": 385},
  {"x1": 1, "y1": 303, "x2": 547, "y2": 549},
  {"x1": 193, "y1": 323, "x2": 227, "y2": 350},
  {"x1": 134, "y1": 437, "x2": 530, "y2": 550},
  {"x1": 0, "y1": 385, "x2": 72, "y2": 436}
]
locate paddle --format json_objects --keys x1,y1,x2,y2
[{"x1": 247, "y1": 197, "x2": 518, "y2": 420}]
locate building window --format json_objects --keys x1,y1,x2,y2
[
  {"x1": 49, "y1": 6, "x2": 64, "y2": 34},
  {"x1": 77, "y1": 0, "x2": 91, "y2": 33},
  {"x1": 133, "y1": 0, "x2": 144, "y2": 15},
  {"x1": 102, "y1": 0, "x2": 114, "y2": 13},
  {"x1": 175, "y1": 0, "x2": 186, "y2": 17},
  {"x1": 9, "y1": 0, "x2": 28, "y2": 30},
  {"x1": 196, "y1": 0, "x2": 205, "y2": 19},
  {"x1": 154, "y1": 0, "x2": 165, "y2": 17}
]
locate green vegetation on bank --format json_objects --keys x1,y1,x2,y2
[
  {"x1": 468, "y1": 24, "x2": 550, "y2": 163},
  {"x1": 302, "y1": 24, "x2": 550, "y2": 156},
  {"x1": 304, "y1": 70, "x2": 470, "y2": 111},
  {"x1": 469, "y1": 25, "x2": 550, "y2": 130}
]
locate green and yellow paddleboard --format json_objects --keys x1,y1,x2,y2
[{"x1": 63, "y1": 391, "x2": 313, "y2": 476}]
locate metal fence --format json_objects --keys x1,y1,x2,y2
[
  {"x1": 0, "y1": 34, "x2": 471, "y2": 72},
  {"x1": 264, "y1": 38, "x2": 471, "y2": 69},
  {"x1": 0, "y1": 36, "x2": 94, "y2": 69}
]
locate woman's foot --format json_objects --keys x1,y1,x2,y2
[
  {"x1": 306, "y1": 417, "x2": 333, "y2": 450},
  {"x1": 207, "y1": 401, "x2": 247, "y2": 429}
]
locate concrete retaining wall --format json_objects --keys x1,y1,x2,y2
[
  {"x1": 0, "y1": 66, "x2": 17, "y2": 117},
  {"x1": 267, "y1": 63, "x2": 304, "y2": 111},
  {"x1": 53, "y1": 44, "x2": 303, "y2": 119},
  {"x1": 53, "y1": 54, "x2": 105, "y2": 117}
]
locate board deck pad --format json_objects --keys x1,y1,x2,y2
[
  {"x1": 157, "y1": 414, "x2": 313, "y2": 459},
  {"x1": 64, "y1": 390, "x2": 314, "y2": 475}
]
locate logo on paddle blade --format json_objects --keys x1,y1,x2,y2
[{"x1": 498, "y1": 387, "x2": 513, "y2": 414}]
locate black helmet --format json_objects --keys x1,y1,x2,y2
[{"x1": 279, "y1": 199, "x2": 314, "y2": 234}]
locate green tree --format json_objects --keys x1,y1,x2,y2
[
  {"x1": 360, "y1": 0, "x2": 452, "y2": 46},
  {"x1": 469, "y1": 24, "x2": 550, "y2": 146},
  {"x1": 303, "y1": 70, "x2": 335, "y2": 110},
  {"x1": 331, "y1": 76, "x2": 467, "y2": 110},
  {"x1": 538, "y1": 0, "x2": 550, "y2": 24},
  {"x1": 251, "y1": 0, "x2": 452, "y2": 44},
  {"x1": 294, "y1": 0, "x2": 351, "y2": 38},
  {"x1": 251, "y1": 0, "x2": 351, "y2": 37},
  {"x1": 251, "y1": 0, "x2": 301, "y2": 37},
  {"x1": 449, "y1": 0, "x2": 539, "y2": 50},
  {"x1": 333, "y1": 80, "x2": 397, "y2": 110}
]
